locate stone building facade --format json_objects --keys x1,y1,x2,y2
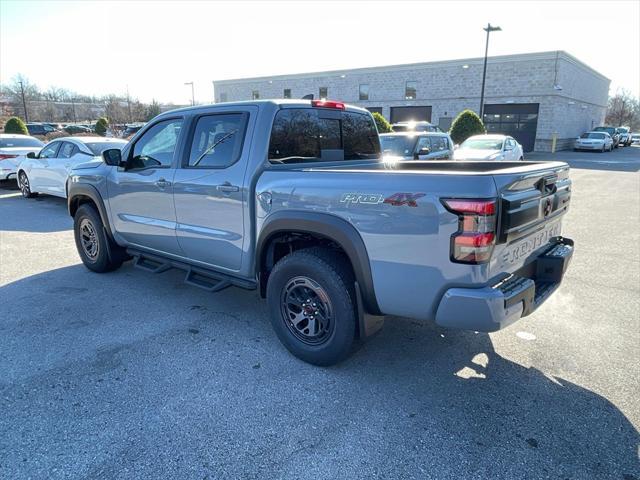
[{"x1": 213, "y1": 51, "x2": 609, "y2": 152}]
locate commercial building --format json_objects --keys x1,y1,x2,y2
[{"x1": 213, "y1": 51, "x2": 610, "y2": 152}]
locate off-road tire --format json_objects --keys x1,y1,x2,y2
[
  {"x1": 73, "y1": 204, "x2": 125, "y2": 273},
  {"x1": 266, "y1": 247, "x2": 356, "y2": 366}
]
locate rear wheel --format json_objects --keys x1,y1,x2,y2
[
  {"x1": 73, "y1": 204, "x2": 125, "y2": 273},
  {"x1": 18, "y1": 171, "x2": 37, "y2": 198},
  {"x1": 266, "y1": 248, "x2": 356, "y2": 366}
]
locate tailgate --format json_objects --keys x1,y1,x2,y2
[{"x1": 491, "y1": 164, "x2": 572, "y2": 274}]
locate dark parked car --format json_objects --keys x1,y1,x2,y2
[
  {"x1": 594, "y1": 126, "x2": 620, "y2": 148},
  {"x1": 122, "y1": 124, "x2": 144, "y2": 138},
  {"x1": 26, "y1": 123, "x2": 57, "y2": 136},
  {"x1": 64, "y1": 125, "x2": 92, "y2": 134}
]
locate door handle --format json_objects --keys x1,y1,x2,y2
[
  {"x1": 155, "y1": 178, "x2": 172, "y2": 188},
  {"x1": 216, "y1": 183, "x2": 239, "y2": 193}
]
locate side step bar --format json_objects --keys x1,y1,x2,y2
[{"x1": 128, "y1": 249, "x2": 256, "y2": 293}]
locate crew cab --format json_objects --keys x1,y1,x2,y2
[{"x1": 67, "y1": 100, "x2": 574, "y2": 366}]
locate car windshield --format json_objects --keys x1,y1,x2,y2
[
  {"x1": 0, "y1": 137, "x2": 44, "y2": 148},
  {"x1": 379, "y1": 135, "x2": 418, "y2": 156},
  {"x1": 84, "y1": 142, "x2": 126, "y2": 155},
  {"x1": 595, "y1": 127, "x2": 615, "y2": 135},
  {"x1": 617, "y1": 127, "x2": 629, "y2": 133},
  {"x1": 581, "y1": 133, "x2": 605, "y2": 139},
  {"x1": 460, "y1": 138, "x2": 503, "y2": 150}
]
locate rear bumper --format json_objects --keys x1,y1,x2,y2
[{"x1": 435, "y1": 236, "x2": 574, "y2": 332}]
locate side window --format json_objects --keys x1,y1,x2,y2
[
  {"x1": 39, "y1": 142, "x2": 61, "y2": 158},
  {"x1": 59, "y1": 142, "x2": 75, "y2": 159},
  {"x1": 130, "y1": 119, "x2": 182, "y2": 169},
  {"x1": 416, "y1": 137, "x2": 431, "y2": 153},
  {"x1": 431, "y1": 136, "x2": 448, "y2": 153},
  {"x1": 187, "y1": 113, "x2": 248, "y2": 168}
]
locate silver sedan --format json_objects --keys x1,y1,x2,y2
[{"x1": 574, "y1": 132, "x2": 613, "y2": 152}]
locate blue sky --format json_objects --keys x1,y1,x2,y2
[{"x1": 1, "y1": 0, "x2": 638, "y2": 104}]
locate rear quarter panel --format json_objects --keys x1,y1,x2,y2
[{"x1": 256, "y1": 169, "x2": 499, "y2": 320}]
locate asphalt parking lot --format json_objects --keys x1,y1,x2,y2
[{"x1": 1, "y1": 146, "x2": 639, "y2": 480}]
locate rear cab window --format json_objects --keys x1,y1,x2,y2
[{"x1": 268, "y1": 107, "x2": 380, "y2": 163}]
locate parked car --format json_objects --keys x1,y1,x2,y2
[
  {"x1": 380, "y1": 132, "x2": 454, "y2": 160},
  {"x1": 121, "y1": 123, "x2": 145, "y2": 138},
  {"x1": 17, "y1": 136, "x2": 127, "y2": 199},
  {"x1": 391, "y1": 121, "x2": 441, "y2": 133},
  {"x1": 66, "y1": 99, "x2": 574, "y2": 366},
  {"x1": 573, "y1": 131, "x2": 613, "y2": 152},
  {"x1": 64, "y1": 124, "x2": 92, "y2": 134},
  {"x1": 616, "y1": 127, "x2": 632, "y2": 147},
  {"x1": 0, "y1": 134, "x2": 44, "y2": 181},
  {"x1": 26, "y1": 123, "x2": 57, "y2": 136},
  {"x1": 453, "y1": 134, "x2": 524, "y2": 161},
  {"x1": 593, "y1": 126, "x2": 620, "y2": 148},
  {"x1": 631, "y1": 133, "x2": 640, "y2": 144}
]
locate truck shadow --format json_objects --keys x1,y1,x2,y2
[{"x1": 1, "y1": 264, "x2": 638, "y2": 479}]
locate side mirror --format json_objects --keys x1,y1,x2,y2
[
  {"x1": 414, "y1": 147, "x2": 430, "y2": 159},
  {"x1": 102, "y1": 148, "x2": 123, "y2": 167},
  {"x1": 27, "y1": 152, "x2": 37, "y2": 159}
]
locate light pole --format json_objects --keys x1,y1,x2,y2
[
  {"x1": 185, "y1": 82, "x2": 195, "y2": 106},
  {"x1": 479, "y1": 23, "x2": 501, "y2": 120},
  {"x1": 18, "y1": 81, "x2": 29, "y2": 123}
]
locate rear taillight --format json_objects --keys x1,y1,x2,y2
[
  {"x1": 311, "y1": 99, "x2": 345, "y2": 110},
  {"x1": 443, "y1": 198, "x2": 497, "y2": 264},
  {"x1": 0, "y1": 154, "x2": 18, "y2": 161}
]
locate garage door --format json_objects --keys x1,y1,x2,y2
[
  {"x1": 483, "y1": 103, "x2": 539, "y2": 152},
  {"x1": 390, "y1": 106, "x2": 432, "y2": 123}
]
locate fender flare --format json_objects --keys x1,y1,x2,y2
[
  {"x1": 256, "y1": 211, "x2": 381, "y2": 315},
  {"x1": 67, "y1": 183, "x2": 114, "y2": 241}
]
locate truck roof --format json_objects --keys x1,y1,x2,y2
[{"x1": 162, "y1": 99, "x2": 370, "y2": 116}]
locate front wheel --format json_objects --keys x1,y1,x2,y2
[
  {"x1": 18, "y1": 171, "x2": 37, "y2": 198},
  {"x1": 73, "y1": 204, "x2": 125, "y2": 273},
  {"x1": 266, "y1": 248, "x2": 356, "y2": 366}
]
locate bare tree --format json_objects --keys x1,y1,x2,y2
[
  {"x1": 605, "y1": 89, "x2": 639, "y2": 128},
  {"x1": 3, "y1": 75, "x2": 41, "y2": 121}
]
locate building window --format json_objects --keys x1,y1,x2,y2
[
  {"x1": 319, "y1": 87, "x2": 328, "y2": 99},
  {"x1": 219, "y1": 92, "x2": 227, "y2": 103},
  {"x1": 359, "y1": 84, "x2": 369, "y2": 101},
  {"x1": 252, "y1": 90, "x2": 260, "y2": 100},
  {"x1": 405, "y1": 81, "x2": 417, "y2": 100},
  {"x1": 283, "y1": 88, "x2": 291, "y2": 99}
]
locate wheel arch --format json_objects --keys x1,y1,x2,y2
[
  {"x1": 67, "y1": 184, "x2": 115, "y2": 241},
  {"x1": 257, "y1": 211, "x2": 381, "y2": 315}
]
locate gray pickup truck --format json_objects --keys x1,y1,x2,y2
[{"x1": 67, "y1": 99, "x2": 574, "y2": 365}]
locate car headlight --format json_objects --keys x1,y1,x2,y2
[{"x1": 488, "y1": 152, "x2": 502, "y2": 160}]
